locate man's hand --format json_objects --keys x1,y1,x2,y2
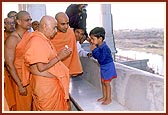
[
  {"x1": 57, "y1": 47, "x2": 72, "y2": 61},
  {"x1": 18, "y1": 85, "x2": 27, "y2": 96}
]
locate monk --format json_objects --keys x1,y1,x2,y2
[
  {"x1": 7, "y1": 11, "x2": 17, "y2": 19},
  {"x1": 4, "y1": 17, "x2": 16, "y2": 111},
  {"x1": 4, "y1": 11, "x2": 33, "y2": 111},
  {"x1": 4, "y1": 18, "x2": 15, "y2": 42},
  {"x1": 23, "y1": 15, "x2": 71, "y2": 111},
  {"x1": 51, "y1": 12, "x2": 83, "y2": 76},
  {"x1": 31, "y1": 20, "x2": 39, "y2": 31}
]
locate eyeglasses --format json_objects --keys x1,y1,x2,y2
[
  {"x1": 5, "y1": 22, "x2": 15, "y2": 25},
  {"x1": 22, "y1": 18, "x2": 32, "y2": 22},
  {"x1": 9, "y1": 16, "x2": 16, "y2": 19}
]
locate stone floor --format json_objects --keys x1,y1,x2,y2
[{"x1": 69, "y1": 77, "x2": 128, "y2": 111}]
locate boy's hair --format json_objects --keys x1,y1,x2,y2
[{"x1": 89, "y1": 27, "x2": 105, "y2": 40}]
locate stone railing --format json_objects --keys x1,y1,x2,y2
[{"x1": 80, "y1": 57, "x2": 165, "y2": 111}]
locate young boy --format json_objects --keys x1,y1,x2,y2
[{"x1": 89, "y1": 27, "x2": 117, "y2": 105}]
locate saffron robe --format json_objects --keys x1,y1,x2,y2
[
  {"x1": 4, "y1": 96, "x2": 10, "y2": 111},
  {"x1": 24, "y1": 31, "x2": 69, "y2": 110},
  {"x1": 51, "y1": 28, "x2": 83, "y2": 75},
  {"x1": 13, "y1": 31, "x2": 32, "y2": 111},
  {"x1": 4, "y1": 67, "x2": 16, "y2": 110}
]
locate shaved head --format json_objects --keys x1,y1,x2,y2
[
  {"x1": 55, "y1": 12, "x2": 69, "y2": 33},
  {"x1": 39, "y1": 15, "x2": 57, "y2": 39},
  {"x1": 40, "y1": 16, "x2": 56, "y2": 27},
  {"x1": 4, "y1": 17, "x2": 15, "y2": 33},
  {"x1": 55, "y1": 12, "x2": 69, "y2": 21},
  {"x1": 15, "y1": 10, "x2": 32, "y2": 30},
  {"x1": 16, "y1": 11, "x2": 30, "y2": 20}
]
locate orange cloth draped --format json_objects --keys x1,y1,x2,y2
[
  {"x1": 13, "y1": 31, "x2": 32, "y2": 111},
  {"x1": 4, "y1": 67, "x2": 16, "y2": 110},
  {"x1": 4, "y1": 96, "x2": 10, "y2": 111},
  {"x1": 51, "y1": 28, "x2": 83, "y2": 75},
  {"x1": 24, "y1": 31, "x2": 69, "y2": 110}
]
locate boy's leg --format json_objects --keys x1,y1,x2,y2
[
  {"x1": 97, "y1": 79, "x2": 106, "y2": 102},
  {"x1": 102, "y1": 82, "x2": 112, "y2": 105}
]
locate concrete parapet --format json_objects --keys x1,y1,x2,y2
[{"x1": 80, "y1": 57, "x2": 165, "y2": 111}]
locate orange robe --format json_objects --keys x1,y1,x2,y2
[
  {"x1": 4, "y1": 96, "x2": 10, "y2": 111},
  {"x1": 51, "y1": 28, "x2": 83, "y2": 75},
  {"x1": 4, "y1": 67, "x2": 16, "y2": 110},
  {"x1": 24, "y1": 31, "x2": 69, "y2": 111},
  {"x1": 13, "y1": 31, "x2": 32, "y2": 111},
  {"x1": 4, "y1": 31, "x2": 16, "y2": 110}
]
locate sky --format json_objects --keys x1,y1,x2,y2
[
  {"x1": 110, "y1": 2, "x2": 165, "y2": 30},
  {"x1": 3, "y1": 2, "x2": 166, "y2": 31}
]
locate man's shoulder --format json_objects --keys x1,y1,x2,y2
[
  {"x1": 68, "y1": 27, "x2": 74, "y2": 33},
  {"x1": 5, "y1": 33, "x2": 21, "y2": 48},
  {"x1": 6, "y1": 32, "x2": 20, "y2": 43}
]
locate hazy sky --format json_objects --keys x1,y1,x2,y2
[
  {"x1": 110, "y1": 2, "x2": 165, "y2": 30},
  {"x1": 3, "y1": 2, "x2": 165, "y2": 30}
]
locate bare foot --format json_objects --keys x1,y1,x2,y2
[
  {"x1": 97, "y1": 97, "x2": 105, "y2": 102},
  {"x1": 102, "y1": 99, "x2": 112, "y2": 105}
]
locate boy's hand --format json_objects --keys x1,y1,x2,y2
[
  {"x1": 87, "y1": 53, "x2": 92, "y2": 58},
  {"x1": 90, "y1": 44, "x2": 96, "y2": 51}
]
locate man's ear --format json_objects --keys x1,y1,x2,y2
[
  {"x1": 16, "y1": 20, "x2": 21, "y2": 25},
  {"x1": 43, "y1": 24, "x2": 47, "y2": 31}
]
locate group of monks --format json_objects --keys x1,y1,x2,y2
[{"x1": 4, "y1": 10, "x2": 83, "y2": 111}]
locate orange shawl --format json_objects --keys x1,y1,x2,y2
[
  {"x1": 51, "y1": 28, "x2": 83, "y2": 75},
  {"x1": 4, "y1": 96, "x2": 10, "y2": 111},
  {"x1": 4, "y1": 67, "x2": 15, "y2": 110}
]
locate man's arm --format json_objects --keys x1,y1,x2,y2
[
  {"x1": 77, "y1": 41, "x2": 90, "y2": 57},
  {"x1": 36, "y1": 47, "x2": 72, "y2": 72},
  {"x1": 4, "y1": 35, "x2": 27, "y2": 96}
]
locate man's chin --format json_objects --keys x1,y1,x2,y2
[{"x1": 62, "y1": 29, "x2": 68, "y2": 33}]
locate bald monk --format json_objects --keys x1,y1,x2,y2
[
  {"x1": 4, "y1": 11, "x2": 33, "y2": 111},
  {"x1": 4, "y1": 18, "x2": 15, "y2": 42},
  {"x1": 23, "y1": 15, "x2": 71, "y2": 111},
  {"x1": 51, "y1": 12, "x2": 83, "y2": 76},
  {"x1": 4, "y1": 17, "x2": 16, "y2": 110}
]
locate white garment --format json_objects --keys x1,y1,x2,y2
[{"x1": 77, "y1": 41, "x2": 89, "y2": 57}]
